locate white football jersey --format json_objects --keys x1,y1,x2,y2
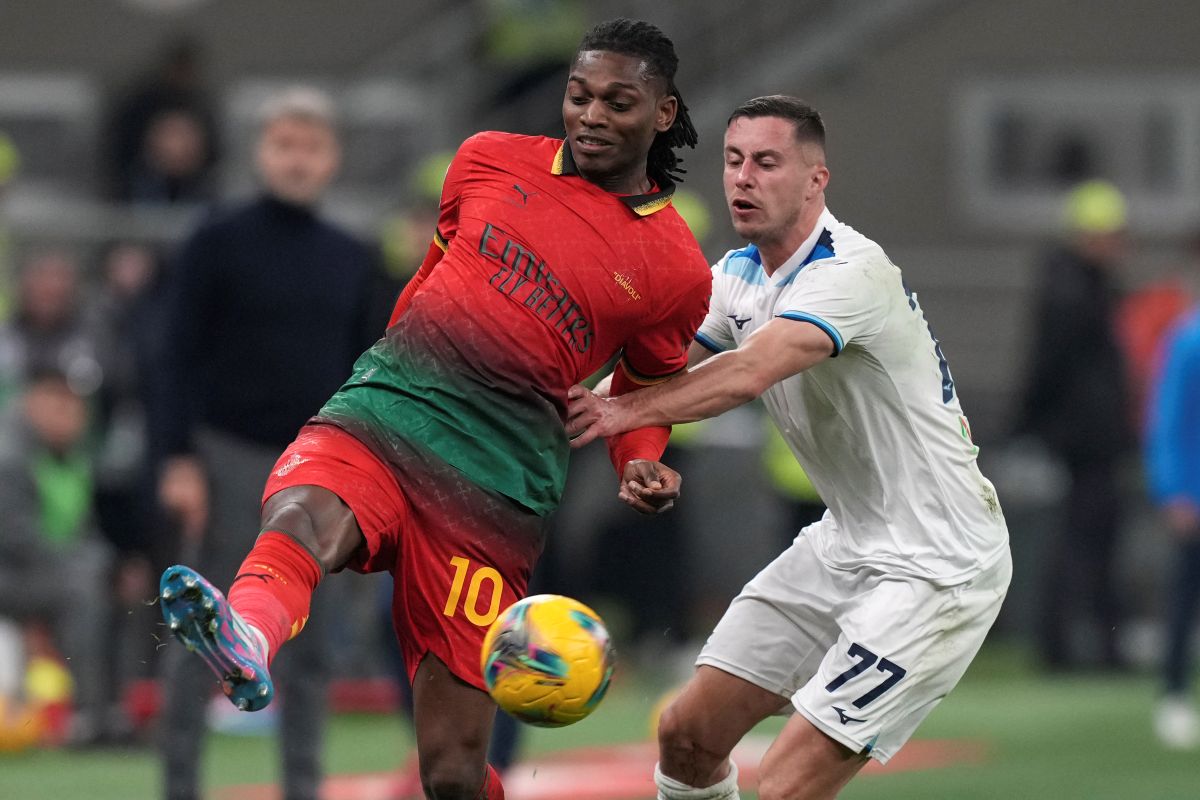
[{"x1": 696, "y1": 208, "x2": 1009, "y2": 584}]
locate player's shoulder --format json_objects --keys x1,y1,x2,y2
[
  {"x1": 822, "y1": 216, "x2": 891, "y2": 270},
  {"x1": 711, "y1": 244, "x2": 768, "y2": 290},
  {"x1": 459, "y1": 131, "x2": 558, "y2": 160},
  {"x1": 799, "y1": 216, "x2": 896, "y2": 288}
]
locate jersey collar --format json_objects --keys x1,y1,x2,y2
[
  {"x1": 552, "y1": 142, "x2": 676, "y2": 217},
  {"x1": 769, "y1": 208, "x2": 839, "y2": 285}
]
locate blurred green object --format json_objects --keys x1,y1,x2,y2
[
  {"x1": 0, "y1": 132, "x2": 19, "y2": 186},
  {"x1": 762, "y1": 423, "x2": 821, "y2": 504},
  {"x1": 410, "y1": 150, "x2": 454, "y2": 205},
  {"x1": 483, "y1": 0, "x2": 584, "y2": 66},
  {"x1": 1064, "y1": 179, "x2": 1127, "y2": 235},
  {"x1": 670, "y1": 187, "x2": 712, "y2": 244}
]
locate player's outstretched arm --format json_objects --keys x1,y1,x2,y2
[{"x1": 568, "y1": 317, "x2": 834, "y2": 447}]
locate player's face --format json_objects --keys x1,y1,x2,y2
[
  {"x1": 723, "y1": 116, "x2": 828, "y2": 249},
  {"x1": 563, "y1": 51, "x2": 677, "y2": 193},
  {"x1": 256, "y1": 116, "x2": 340, "y2": 206}
]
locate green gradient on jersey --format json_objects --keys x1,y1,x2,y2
[{"x1": 318, "y1": 326, "x2": 566, "y2": 517}]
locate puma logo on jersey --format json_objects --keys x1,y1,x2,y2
[
  {"x1": 510, "y1": 183, "x2": 537, "y2": 205},
  {"x1": 834, "y1": 706, "x2": 867, "y2": 725},
  {"x1": 728, "y1": 314, "x2": 752, "y2": 330}
]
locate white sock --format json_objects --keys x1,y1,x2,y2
[{"x1": 654, "y1": 761, "x2": 740, "y2": 800}]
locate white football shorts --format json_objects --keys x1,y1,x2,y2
[{"x1": 695, "y1": 518, "x2": 1011, "y2": 764}]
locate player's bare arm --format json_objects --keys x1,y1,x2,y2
[{"x1": 567, "y1": 318, "x2": 833, "y2": 447}]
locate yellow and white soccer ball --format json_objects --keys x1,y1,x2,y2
[{"x1": 480, "y1": 594, "x2": 615, "y2": 727}]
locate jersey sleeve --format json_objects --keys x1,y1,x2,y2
[
  {"x1": 775, "y1": 258, "x2": 887, "y2": 355},
  {"x1": 694, "y1": 257, "x2": 735, "y2": 353},
  {"x1": 616, "y1": 268, "x2": 710, "y2": 386},
  {"x1": 606, "y1": 266, "x2": 711, "y2": 472}
]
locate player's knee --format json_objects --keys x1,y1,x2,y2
[
  {"x1": 417, "y1": 742, "x2": 490, "y2": 800},
  {"x1": 419, "y1": 759, "x2": 486, "y2": 800},
  {"x1": 657, "y1": 703, "x2": 721, "y2": 776},
  {"x1": 260, "y1": 489, "x2": 356, "y2": 571},
  {"x1": 756, "y1": 774, "x2": 826, "y2": 800}
]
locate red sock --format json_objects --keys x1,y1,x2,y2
[
  {"x1": 473, "y1": 765, "x2": 504, "y2": 800},
  {"x1": 228, "y1": 531, "x2": 323, "y2": 662}
]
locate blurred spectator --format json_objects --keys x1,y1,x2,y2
[
  {"x1": 104, "y1": 37, "x2": 220, "y2": 204},
  {"x1": 478, "y1": 0, "x2": 585, "y2": 135},
  {"x1": 0, "y1": 248, "x2": 104, "y2": 411},
  {"x1": 1117, "y1": 233, "x2": 1199, "y2": 425},
  {"x1": 1018, "y1": 179, "x2": 1135, "y2": 671},
  {"x1": 0, "y1": 369, "x2": 116, "y2": 746},
  {"x1": 126, "y1": 107, "x2": 215, "y2": 205},
  {"x1": 90, "y1": 241, "x2": 169, "y2": 703},
  {"x1": 1145, "y1": 293, "x2": 1200, "y2": 750},
  {"x1": 150, "y1": 86, "x2": 387, "y2": 800},
  {"x1": 91, "y1": 240, "x2": 165, "y2": 559}
]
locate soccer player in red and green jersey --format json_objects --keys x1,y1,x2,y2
[{"x1": 158, "y1": 18, "x2": 711, "y2": 800}]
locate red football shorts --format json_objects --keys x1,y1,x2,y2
[{"x1": 262, "y1": 422, "x2": 546, "y2": 691}]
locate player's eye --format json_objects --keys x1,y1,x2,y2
[
  {"x1": 607, "y1": 101, "x2": 631, "y2": 112},
  {"x1": 568, "y1": 95, "x2": 589, "y2": 105}
]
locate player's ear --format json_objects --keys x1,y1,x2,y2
[
  {"x1": 655, "y1": 93, "x2": 678, "y2": 134},
  {"x1": 809, "y1": 163, "x2": 830, "y2": 198}
]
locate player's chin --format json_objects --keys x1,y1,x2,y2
[{"x1": 729, "y1": 218, "x2": 761, "y2": 240}]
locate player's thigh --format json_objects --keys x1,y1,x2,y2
[
  {"x1": 260, "y1": 423, "x2": 409, "y2": 573},
  {"x1": 696, "y1": 530, "x2": 842, "y2": 700},
  {"x1": 794, "y1": 550, "x2": 1012, "y2": 764},
  {"x1": 757, "y1": 713, "x2": 868, "y2": 800},
  {"x1": 391, "y1": 447, "x2": 546, "y2": 691}
]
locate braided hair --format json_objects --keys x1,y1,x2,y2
[{"x1": 576, "y1": 18, "x2": 698, "y2": 183}]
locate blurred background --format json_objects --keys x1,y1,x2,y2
[{"x1": 2, "y1": 0, "x2": 1200, "y2": 798}]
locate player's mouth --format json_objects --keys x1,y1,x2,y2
[
  {"x1": 574, "y1": 134, "x2": 614, "y2": 154},
  {"x1": 730, "y1": 198, "x2": 759, "y2": 217}
]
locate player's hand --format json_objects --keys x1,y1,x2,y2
[
  {"x1": 159, "y1": 455, "x2": 209, "y2": 542},
  {"x1": 566, "y1": 384, "x2": 626, "y2": 447},
  {"x1": 619, "y1": 459, "x2": 681, "y2": 515}
]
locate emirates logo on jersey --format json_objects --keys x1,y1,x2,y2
[{"x1": 612, "y1": 272, "x2": 642, "y2": 301}]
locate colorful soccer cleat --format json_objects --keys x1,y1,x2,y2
[{"x1": 159, "y1": 565, "x2": 274, "y2": 712}]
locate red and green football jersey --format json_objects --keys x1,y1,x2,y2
[{"x1": 319, "y1": 132, "x2": 711, "y2": 515}]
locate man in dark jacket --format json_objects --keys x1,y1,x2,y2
[
  {"x1": 151, "y1": 86, "x2": 387, "y2": 800},
  {"x1": 1020, "y1": 179, "x2": 1135, "y2": 671}
]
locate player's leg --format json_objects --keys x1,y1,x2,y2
[
  {"x1": 655, "y1": 666, "x2": 790, "y2": 798},
  {"x1": 159, "y1": 485, "x2": 356, "y2": 711},
  {"x1": 753, "y1": 715, "x2": 867, "y2": 800},
  {"x1": 784, "y1": 545, "x2": 1012, "y2": 794},
  {"x1": 387, "y1": 440, "x2": 545, "y2": 800},
  {"x1": 160, "y1": 424, "x2": 398, "y2": 713},
  {"x1": 412, "y1": 653, "x2": 504, "y2": 799},
  {"x1": 655, "y1": 526, "x2": 844, "y2": 800}
]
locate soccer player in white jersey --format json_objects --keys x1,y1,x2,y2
[{"x1": 567, "y1": 95, "x2": 1011, "y2": 800}]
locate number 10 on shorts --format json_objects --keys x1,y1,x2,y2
[{"x1": 443, "y1": 556, "x2": 505, "y2": 626}]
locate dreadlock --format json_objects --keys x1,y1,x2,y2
[{"x1": 576, "y1": 18, "x2": 698, "y2": 184}]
